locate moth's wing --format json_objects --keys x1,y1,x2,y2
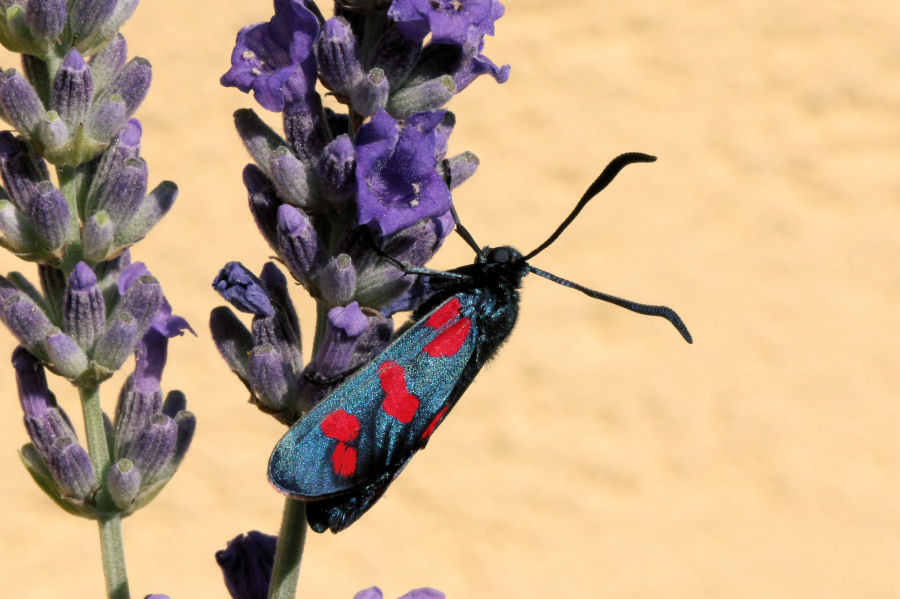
[{"x1": 268, "y1": 293, "x2": 479, "y2": 505}]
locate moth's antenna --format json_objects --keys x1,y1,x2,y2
[
  {"x1": 366, "y1": 227, "x2": 472, "y2": 282},
  {"x1": 522, "y1": 152, "x2": 656, "y2": 262},
  {"x1": 527, "y1": 265, "x2": 693, "y2": 343},
  {"x1": 450, "y1": 204, "x2": 483, "y2": 257}
]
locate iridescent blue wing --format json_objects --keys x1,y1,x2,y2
[{"x1": 268, "y1": 292, "x2": 479, "y2": 509}]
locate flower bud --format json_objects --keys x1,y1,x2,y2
[
  {"x1": 316, "y1": 134, "x2": 355, "y2": 204},
  {"x1": 216, "y1": 531, "x2": 277, "y2": 599},
  {"x1": 315, "y1": 17, "x2": 364, "y2": 96},
  {"x1": 233, "y1": 109, "x2": 290, "y2": 178},
  {"x1": 68, "y1": 0, "x2": 117, "y2": 46},
  {"x1": 45, "y1": 332, "x2": 89, "y2": 379},
  {"x1": 212, "y1": 262, "x2": 275, "y2": 317},
  {"x1": 63, "y1": 262, "x2": 106, "y2": 351},
  {"x1": 96, "y1": 157, "x2": 148, "y2": 227},
  {"x1": 350, "y1": 68, "x2": 389, "y2": 117},
  {"x1": 0, "y1": 199, "x2": 39, "y2": 254},
  {"x1": 316, "y1": 253, "x2": 356, "y2": 306},
  {"x1": 244, "y1": 165, "x2": 280, "y2": 252},
  {"x1": 82, "y1": 210, "x2": 114, "y2": 262},
  {"x1": 387, "y1": 75, "x2": 456, "y2": 119},
  {"x1": 13, "y1": 346, "x2": 54, "y2": 419},
  {"x1": 276, "y1": 204, "x2": 324, "y2": 286},
  {"x1": 440, "y1": 151, "x2": 479, "y2": 189},
  {"x1": 37, "y1": 112, "x2": 71, "y2": 153},
  {"x1": 269, "y1": 147, "x2": 314, "y2": 208},
  {"x1": 93, "y1": 312, "x2": 139, "y2": 372},
  {"x1": 162, "y1": 389, "x2": 186, "y2": 417},
  {"x1": 248, "y1": 344, "x2": 290, "y2": 410},
  {"x1": 114, "y1": 179, "x2": 178, "y2": 249},
  {"x1": 170, "y1": 408, "x2": 196, "y2": 467},
  {"x1": 113, "y1": 374, "x2": 163, "y2": 457},
  {"x1": 28, "y1": 182, "x2": 69, "y2": 250},
  {"x1": 25, "y1": 0, "x2": 66, "y2": 45},
  {"x1": 51, "y1": 49, "x2": 93, "y2": 127},
  {"x1": 1, "y1": 294, "x2": 54, "y2": 350},
  {"x1": 308, "y1": 301, "x2": 370, "y2": 379},
  {"x1": 282, "y1": 93, "x2": 331, "y2": 167},
  {"x1": 209, "y1": 306, "x2": 253, "y2": 384},
  {"x1": 0, "y1": 69, "x2": 46, "y2": 134},
  {"x1": 251, "y1": 312, "x2": 303, "y2": 382},
  {"x1": 87, "y1": 96, "x2": 127, "y2": 141},
  {"x1": 0, "y1": 131, "x2": 49, "y2": 211},
  {"x1": 97, "y1": 57, "x2": 151, "y2": 118},
  {"x1": 126, "y1": 413, "x2": 177, "y2": 481},
  {"x1": 107, "y1": 458, "x2": 142, "y2": 509},
  {"x1": 112, "y1": 273, "x2": 163, "y2": 336},
  {"x1": 48, "y1": 438, "x2": 96, "y2": 500},
  {"x1": 90, "y1": 34, "x2": 128, "y2": 92}
]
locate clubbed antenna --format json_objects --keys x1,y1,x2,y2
[
  {"x1": 527, "y1": 265, "x2": 693, "y2": 343},
  {"x1": 522, "y1": 152, "x2": 657, "y2": 261}
]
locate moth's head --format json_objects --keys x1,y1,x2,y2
[{"x1": 479, "y1": 245, "x2": 523, "y2": 266}]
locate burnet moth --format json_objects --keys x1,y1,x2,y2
[{"x1": 268, "y1": 152, "x2": 692, "y2": 533}]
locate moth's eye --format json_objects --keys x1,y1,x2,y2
[{"x1": 490, "y1": 247, "x2": 511, "y2": 263}]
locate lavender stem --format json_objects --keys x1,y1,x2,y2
[
  {"x1": 80, "y1": 384, "x2": 131, "y2": 599},
  {"x1": 268, "y1": 497, "x2": 307, "y2": 599}
]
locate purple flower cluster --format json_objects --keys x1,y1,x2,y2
[
  {"x1": 214, "y1": 0, "x2": 506, "y2": 425},
  {"x1": 0, "y1": 2, "x2": 188, "y2": 597},
  {"x1": 15, "y1": 335, "x2": 195, "y2": 517},
  {"x1": 214, "y1": 0, "x2": 507, "y2": 594}
]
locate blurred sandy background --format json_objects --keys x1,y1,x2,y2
[{"x1": 2, "y1": 1, "x2": 899, "y2": 597}]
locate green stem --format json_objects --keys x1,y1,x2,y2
[
  {"x1": 267, "y1": 498, "x2": 308, "y2": 599},
  {"x1": 80, "y1": 385, "x2": 131, "y2": 599}
]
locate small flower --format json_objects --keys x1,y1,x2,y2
[
  {"x1": 220, "y1": 0, "x2": 321, "y2": 112},
  {"x1": 388, "y1": 0, "x2": 504, "y2": 49},
  {"x1": 213, "y1": 262, "x2": 277, "y2": 318},
  {"x1": 355, "y1": 110, "x2": 452, "y2": 236},
  {"x1": 216, "y1": 531, "x2": 277, "y2": 599}
]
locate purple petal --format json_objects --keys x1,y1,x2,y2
[
  {"x1": 355, "y1": 110, "x2": 452, "y2": 236},
  {"x1": 220, "y1": 0, "x2": 320, "y2": 112}
]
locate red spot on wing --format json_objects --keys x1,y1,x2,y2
[
  {"x1": 421, "y1": 405, "x2": 450, "y2": 442},
  {"x1": 320, "y1": 409, "x2": 360, "y2": 442},
  {"x1": 425, "y1": 297, "x2": 461, "y2": 329},
  {"x1": 331, "y1": 443, "x2": 357, "y2": 477},
  {"x1": 379, "y1": 361, "x2": 419, "y2": 424},
  {"x1": 424, "y1": 317, "x2": 471, "y2": 357}
]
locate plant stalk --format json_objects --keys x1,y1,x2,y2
[
  {"x1": 80, "y1": 385, "x2": 131, "y2": 599},
  {"x1": 267, "y1": 497, "x2": 308, "y2": 599}
]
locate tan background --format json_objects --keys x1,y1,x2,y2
[{"x1": 2, "y1": 1, "x2": 899, "y2": 597}]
